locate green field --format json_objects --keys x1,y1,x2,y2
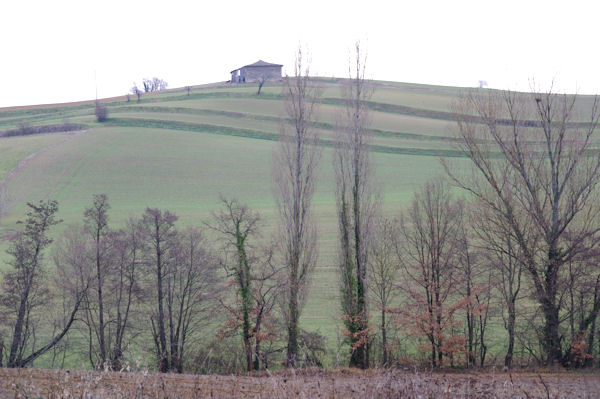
[{"x1": 1, "y1": 79, "x2": 597, "y2": 364}]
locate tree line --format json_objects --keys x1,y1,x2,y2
[{"x1": 1, "y1": 45, "x2": 600, "y2": 372}]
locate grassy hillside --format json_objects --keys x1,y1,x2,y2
[{"x1": 1, "y1": 79, "x2": 597, "y2": 363}]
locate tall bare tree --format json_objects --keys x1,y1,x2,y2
[
  {"x1": 471, "y1": 197, "x2": 528, "y2": 368},
  {"x1": 448, "y1": 88, "x2": 600, "y2": 365},
  {"x1": 83, "y1": 194, "x2": 111, "y2": 367},
  {"x1": 455, "y1": 207, "x2": 493, "y2": 368},
  {"x1": 2, "y1": 201, "x2": 88, "y2": 368},
  {"x1": 67, "y1": 212, "x2": 145, "y2": 370},
  {"x1": 165, "y1": 227, "x2": 218, "y2": 372},
  {"x1": 560, "y1": 244, "x2": 600, "y2": 367},
  {"x1": 142, "y1": 208, "x2": 178, "y2": 372},
  {"x1": 455, "y1": 209, "x2": 477, "y2": 367},
  {"x1": 107, "y1": 218, "x2": 145, "y2": 370},
  {"x1": 274, "y1": 47, "x2": 321, "y2": 368},
  {"x1": 396, "y1": 181, "x2": 467, "y2": 368},
  {"x1": 368, "y1": 216, "x2": 399, "y2": 366},
  {"x1": 248, "y1": 250, "x2": 281, "y2": 371},
  {"x1": 334, "y1": 42, "x2": 376, "y2": 369}
]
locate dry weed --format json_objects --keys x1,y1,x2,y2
[{"x1": 1, "y1": 367, "x2": 598, "y2": 398}]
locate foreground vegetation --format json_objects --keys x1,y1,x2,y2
[{"x1": 2, "y1": 367, "x2": 599, "y2": 398}]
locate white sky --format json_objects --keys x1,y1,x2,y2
[{"x1": 1, "y1": 0, "x2": 598, "y2": 107}]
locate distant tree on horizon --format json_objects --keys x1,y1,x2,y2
[
  {"x1": 130, "y1": 83, "x2": 142, "y2": 102},
  {"x1": 143, "y1": 77, "x2": 168, "y2": 93}
]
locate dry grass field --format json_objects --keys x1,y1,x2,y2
[{"x1": 1, "y1": 367, "x2": 599, "y2": 398}]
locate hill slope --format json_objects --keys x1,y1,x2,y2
[{"x1": 0, "y1": 79, "x2": 596, "y2": 345}]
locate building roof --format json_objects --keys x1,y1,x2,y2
[{"x1": 231, "y1": 60, "x2": 283, "y2": 73}]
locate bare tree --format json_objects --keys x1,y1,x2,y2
[
  {"x1": 368, "y1": 216, "x2": 399, "y2": 366},
  {"x1": 1, "y1": 201, "x2": 88, "y2": 368},
  {"x1": 456, "y1": 210, "x2": 477, "y2": 367},
  {"x1": 95, "y1": 102, "x2": 108, "y2": 122},
  {"x1": 107, "y1": 218, "x2": 145, "y2": 370},
  {"x1": 83, "y1": 194, "x2": 111, "y2": 367},
  {"x1": 164, "y1": 227, "x2": 218, "y2": 372},
  {"x1": 396, "y1": 181, "x2": 467, "y2": 368},
  {"x1": 256, "y1": 76, "x2": 266, "y2": 96},
  {"x1": 333, "y1": 42, "x2": 377, "y2": 369},
  {"x1": 560, "y1": 245, "x2": 600, "y2": 367},
  {"x1": 53, "y1": 226, "x2": 95, "y2": 366},
  {"x1": 131, "y1": 84, "x2": 142, "y2": 103},
  {"x1": 471, "y1": 197, "x2": 528, "y2": 369},
  {"x1": 142, "y1": 208, "x2": 178, "y2": 372},
  {"x1": 66, "y1": 207, "x2": 145, "y2": 370},
  {"x1": 248, "y1": 250, "x2": 281, "y2": 371},
  {"x1": 207, "y1": 197, "x2": 261, "y2": 372},
  {"x1": 142, "y1": 79, "x2": 151, "y2": 93},
  {"x1": 455, "y1": 207, "x2": 493, "y2": 367},
  {"x1": 274, "y1": 47, "x2": 321, "y2": 368},
  {"x1": 154, "y1": 77, "x2": 168, "y2": 91},
  {"x1": 448, "y1": 88, "x2": 600, "y2": 365},
  {"x1": 143, "y1": 77, "x2": 168, "y2": 93}
]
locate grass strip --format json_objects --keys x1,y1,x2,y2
[
  {"x1": 106, "y1": 117, "x2": 467, "y2": 157},
  {"x1": 110, "y1": 106, "x2": 460, "y2": 143}
]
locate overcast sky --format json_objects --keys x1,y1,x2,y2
[{"x1": 1, "y1": 0, "x2": 598, "y2": 107}]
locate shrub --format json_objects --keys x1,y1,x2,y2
[{"x1": 95, "y1": 103, "x2": 108, "y2": 122}]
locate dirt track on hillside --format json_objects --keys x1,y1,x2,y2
[{"x1": 0, "y1": 130, "x2": 87, "y2": 191}]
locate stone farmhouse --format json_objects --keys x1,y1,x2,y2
[{"x1": 230, "y1": 60, "x2": 283, "y2": 83}]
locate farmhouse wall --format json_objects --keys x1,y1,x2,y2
[
  {"x1": 243, "y1": 66, "x2": 281, "y2": 82},
  {"x1": 230, "y1": 61, "x2": 282, "y2": 83}
]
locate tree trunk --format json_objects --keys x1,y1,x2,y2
[
  {"x1": 253, "y1": 341, "x2": 261, "y2": 371},
  {"x1": 242, "y1": 286, "x2": 253, "y2": 372},
  {"x1": 13, "y1": 296, "x2": 82, "y2": 368},
  {"x1": 467, "y1": 312, "x2": 475, "y2": 367},
  {"x1": 539, "y1": 248, "x2": 563, "y2": 365},
  {"x1": 287, "y1": 282, "x2": 299, "y2": 367},
  {"x1": 350, "y1": 342, "x2": 366, "y2": 369},
  {"x1": 505, "y1": 302, "x2": 516, "y2": 368},
  {"x1": 381, "y1": 306, "x2": 387, "y2": 366},
  {"x1": 585, "y1": 312, "x2": 597, "y2": 368},
  {"x1": 156, "y1": 245, "x2": 169, "y2": 373},
  {"x1": 542, "y1": 299, "x2": 562, "y2": 365},
  {"x1": 479, "y1": 312, "x2": 488, "y2": 367},
  {"x1": 8, "y1": 282, "x2": 33, "y2": 366},
  {"x1": 352, "y1": 178, "x2": 369, "y2": 370},
  {"x1": 465, "y1": 275, "x2": 475, "y2": 367},
  {"x1": 96, "y1": 231, "x2": 106, "y2": 366},
  {"x1": 8, "y1": 240, "x2": 43, "y2": 366},
  {"x1": 244, "y1": 332, "x2": 253, "y2": 372},
  {"x1": 584, "y1": 280, "x2": 600, "y2": 367}
]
